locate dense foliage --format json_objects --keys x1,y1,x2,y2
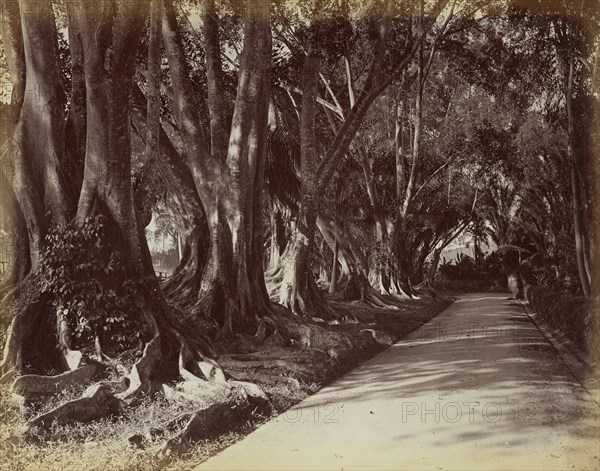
[
  {"x1": 36, "y1": 217, "x2": 148, "y2": 356},
  {"x1": 0, "y1": 2, "x2": 596, "y2": 449},
  {"x1": 436, "y1": 252, "x2": 506, "y2": 292}
]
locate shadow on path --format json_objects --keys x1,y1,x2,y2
[{"x1": 198, "y1": 293, "x2": 599, "y2": 470}]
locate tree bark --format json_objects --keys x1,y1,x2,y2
[
  {"x1": 0, "y1": 0, "x2": 74, "y2": 375},
  {"x1": 63, "y1": 0, "x2": 219, "y2": 396},
  {"x1": 146, "y1": 0, "x2": 162, "y2": 168},
  {"x1": 64, "y1": 0, "x2": 86, "y2": 199},
  {"x1": 395, "y1": 92, "x2": 406, "y2": 204},
  {"x1": 2, "y1": 0, "x2": 72, "y2": 271},
  {"x1": 202, "y1": 0, "x2": 229, "y2": 161},
  {"x1": 273, "y1": 28, "x2": 325, "y2": 316},
  {"x1": 565, "y1": 56, "x2": 592, "y2": 298},
  {"x1": 163, "y1": 0, "x2": 277, "y2": 334},
  {"x1": 329, "y1": 238, "x2": 339, "y2": 293}
]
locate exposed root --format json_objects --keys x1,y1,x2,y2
[
  {"x1": 161, "y1": 379, "x2": 270, "y2": 457},
  {"x1": 116, "y1": 335, "x2": 163, "y2": 400},
  {"x1": 27, "y1": 382, "x2": 122, "y2": 432},
  {"x1": 0, "y1": 299, "x2": 46, "y2": 377},
  {"x1": 369, "y1": 270, "x2": 392, "y2": 297},
  {"x1": 12, "y1": 364, "x2": 102, "y2": 398},
  {"x1": 253, "y1": 316, "x2": 286, "y2": 346},
  {"x1": 0, "y1": 368, "x2": 17, "y2": 385},
  {"x1": 266, "y1": 265, "x2": 341, "y2": 321},
  {"x1": 177, "y1": 336, "x2": 226, "y2": 384},
  {"x1": 414, "y1": 280, "x2": 437, "y2": 298},
  {"x1": 21, "y1": 332, "x2": 268, "y2": 442},
  {"x1": 387, "y1": 275, "x2": 416, "y2": 299},
  {"x1": 0, "y1": 282, "x2": 21, "y2": 310},
  {"x1": 162, "y1": 226, "x2": 209, "y2": 309},
  {"x1": 162, "y1": 378, "x2": 231, "y2": 404},
  {"x1": 334, "y1": 273, "x2": 401, "y2": 310},
  {"x1": 273, "y1": 310, "x2": 353, "y2": 357}
]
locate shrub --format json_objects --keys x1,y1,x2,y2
[
  {"x1": 436, "y1": 251, "x2": 506, "y2": 292},
  {"x1": 34, "y1": 216, "x2": 149, "y2": 357},
  {"x1": 531, "y1": 265, "x2": 581, "y2": 294},
  {"x1": 526, "y1": 285, "x2": 598, "y2": 362}
]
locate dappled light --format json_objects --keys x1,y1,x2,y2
[
  {"x1": 0, "y1": 0, "x2": 597, "y2": 469},
  {"x1": 200, "y1": 294, "x2": 599, "y2": 470}
]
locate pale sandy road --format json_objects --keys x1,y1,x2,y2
[{"x1": 197, "y1": 293, "x2": 600, "y2": 471}]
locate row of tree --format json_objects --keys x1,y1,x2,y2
[{"x1": 0, "y1": 0, "x2": 597, "y2": 396}]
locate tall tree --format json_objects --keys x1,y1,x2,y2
[
  {"x1": 161, "y1": 0, "x2": 277, "y2": 334},
  {"x1": 0, "y1": 0, "x2": 73, "y2": 374},
  {"x1": 268, "y1": 0, "x2": 447, "y2": 315},
  {"x1": 1, "y1": 0, "x2": 220, "y2": 398}
]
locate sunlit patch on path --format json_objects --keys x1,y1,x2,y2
[{"x1": 198, "y1": 293, "x2": 599, "y2": 470}]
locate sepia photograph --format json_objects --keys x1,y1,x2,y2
[{"x1": 0, "y1": 0, "x2": 598, "y2": 469}]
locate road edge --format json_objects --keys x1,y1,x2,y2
[{"x1": 518, "y1": 299, "x2": 600, "y2": 405}]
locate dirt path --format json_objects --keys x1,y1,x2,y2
[{"x1": 198, "y1": 293, "x2": 599, "y2": 470}]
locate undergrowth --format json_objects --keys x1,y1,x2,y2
[{"x1": 0, "y1": 296, "x2": 452, "y2": 471}]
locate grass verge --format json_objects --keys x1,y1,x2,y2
[{"x1": 0, "y1": 295, "x2": 453, "y2": 471}]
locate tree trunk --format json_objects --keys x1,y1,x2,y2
[
  {"x1": 391, "y1": 44, "x2": 427, "y2": 299},
  {"x1": 0, "y1": 0, "x2": 74, "y2": 376},
  {"x1": 401, "y1": 47, "x2": 424, "y2": 219},
  {"x1": 0, "y1": 173, "x2": 30, "y2": 288},
  {"x1": 273, "y1": 33, "x2": 326, "y2": 316},
  {"x1": 145, "y1": 0, "x2": 162, "y2": 168},
  {"x1": 2, "y1": 0, "x2": 72, "y2": 271},
  {"x1": 64, "y1": 0, "x2": 86, "y2": 199},
  {"x1": 63, "y1": 0, "x2": 219, "y2": 395},
  {"x1": 391, "y1": 230, "x2": 419, "y2": 298},
  {"x1": 415, "y1": 243, "x2": 430, "y2": 284},
  {"x1": 271, "y1": 8, "x2": 424, "y2": 314},
  {"x1": 425, "y1": 247, "x2": 442, "y2": 286},
  {"x1": 202, "y1": 0, "x2": 229, "y2": 162},
  {"x1": 565, "y1": 56, "x2": 592, "y2": 298},
  {"x1": 266, "y1": 202, "x2": 288, "y2": 272},
  {"x1": 395, "y1": 90, "x2": 406, "y2": 204},
  {"x1": 329, "y1": 239, "x2": 339, "y2": 293},
  {"x1": 163, "y1": 0, "x2": 278, "y2": 334}
]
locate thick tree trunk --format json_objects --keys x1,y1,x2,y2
[
  {"x1": 390, "y1": 46, "x2": 427, "y2": 299},
  {"x1": 391, "y1": 230, "x2": 419, "y2": 298},
  {"x1": 64, "y1": 1, "x2": 86, "y2": 199},
  {"x1": 271, "y1": 35, "x2": 326, "y2": 317},
  {"x1": 269, "y1": 21, "x2": 370, "y2": 315},
  {"x1": 269, "y1": 3, "x2": 432, "y2": 316},
  {"x1": 0, "y1": 1, "x2": 74, "y2": 376},
  {"x1": 0, "y1": 174, "x2": 30, "y2": 288},
  {"x1": 145, "y1": 0, "x2": 162, "y2": 167},
  {"x1": 2, "y1": 0, "x2": 71, "y2": 271},
  {"x1": 58, "y1": 0, "x2": 219, "y2": 397},
  {"x1": 202, "y1": 0, "x2": 229, "y2": 162},
  {"x1": 163, "y1": 0, "x2": 277, "y2": 334}
]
